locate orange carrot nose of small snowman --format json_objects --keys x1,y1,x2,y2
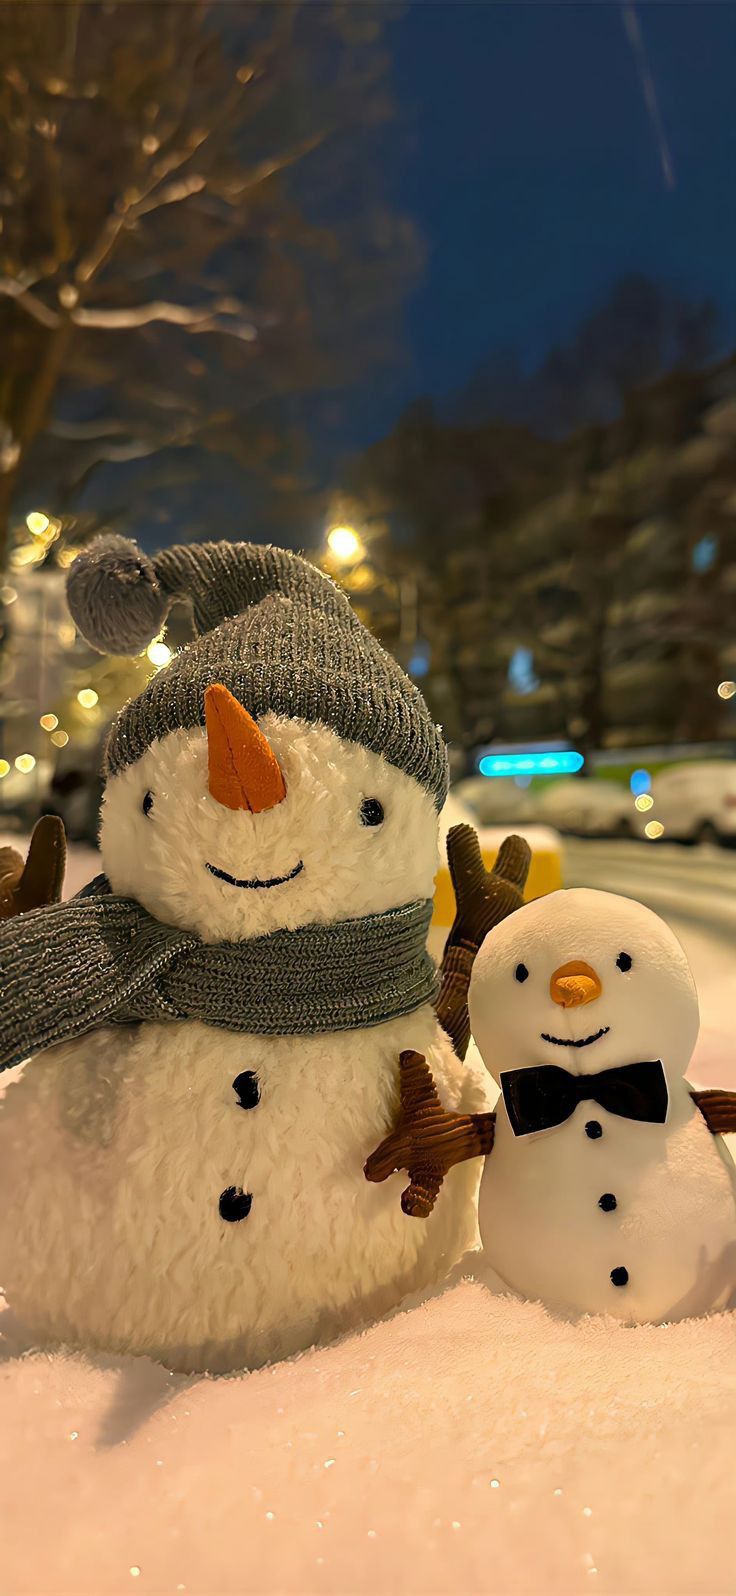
[
  {"x1": 205, "y1": 684, "x2": 287, "y2": 813},
  {"x1": 549, "y1": 960, "x2": 602, "y2": 1008}
]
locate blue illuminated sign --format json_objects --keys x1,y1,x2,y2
[{"x1": 478, "y1": 751, "x2": 584, "y2": 778}]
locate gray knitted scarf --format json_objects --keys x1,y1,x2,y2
[{"x1": 0, "y1": 877, "x2": 437, "y2": 1074}]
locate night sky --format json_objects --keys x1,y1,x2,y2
[
  {"x1": 67, "y1": 3, "x2": 736, "y2": 542},
  {"x1": 337, "y1": 1, "x2": 736, "y2": 454}
]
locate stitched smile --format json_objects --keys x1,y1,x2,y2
[
  {"x1": 540, "y1": 1026, "x2": 610, "y2": 1049},
  {"x1": 205, "y1": 860, "x2": 304, "y2": 890}
]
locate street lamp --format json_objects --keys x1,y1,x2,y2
[{"x1": 327, "y1": 525, "x2": 363, "y2": 563}]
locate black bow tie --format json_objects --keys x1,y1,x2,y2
[{"x1": 500, "y1": 1059, "x2": 669, "y2": 1138}]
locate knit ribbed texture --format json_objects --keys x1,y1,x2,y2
[
  {"x1": 83, "y1": 541, "x2": 448, "y2": 808},
  {"x1": 0, "y1": 878, "x2": 438, "y2": 1073}
]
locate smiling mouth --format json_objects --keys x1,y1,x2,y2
[
  {"x1": 540, "y1": 1026, "x2": 610, "y2": 1049},
  {"x1": 205, "y1": 860, "x2": 304, "y2": 890}
]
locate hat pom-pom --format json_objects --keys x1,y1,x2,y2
[{"x1": 66, "y1": 535, "x2": 168, "y2": 655}]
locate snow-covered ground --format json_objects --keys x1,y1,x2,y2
[
  {"x1": 564, "y1": 839, "x2": 736, "y2": 1090},
  {"x1": 2, "y1": 840, "x2": 736, "y2": 1595}
]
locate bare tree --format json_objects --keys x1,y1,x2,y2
[{"x1": 0, "y1": 2, "x2": 420, "y2": 565}]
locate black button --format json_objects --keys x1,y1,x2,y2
[
  {"x1": 585, "y1": 1120, "x2": 603, "y2": 1139},
  {"x1": 219, "y1": 1187, "x2": 253, "y2": 1223},
  {"x1": 599, "y1": 1193, "x2": 617, "y2": 1212},
  {"x1": 360, "y1": 797, "x2": 384, "y2": 827},
  {"x1": 610, "y1": 1266, "x2": 629, "y2": 1287},
  {"x1": 232, "y1": 1071, "x2": 260, "y2": 1110}
]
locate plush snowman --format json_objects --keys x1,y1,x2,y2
[
  {"x1": 0, "y1": 539, "x2": 527, "y2": 1373},
  {"x1": 367, "y1": 880, "x2": 736, "y2": 1322}
]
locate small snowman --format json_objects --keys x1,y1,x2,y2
[
  {"x1": 0, "y1": 538, "x2": 526, "y2": 1372},
  {"x1": 367, "y1": 873, "x2": 736, "y2": 1322}
]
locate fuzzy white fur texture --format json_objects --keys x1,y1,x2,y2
[
  {"x1": 0, "y1": 1006, "x2": 485, "y2": 1373},
  {"x1": 100, "y1": 719, "x2": 440, "y2": 940},
  {"x1": 0, "y1": 716, "x2": 485, "y2": 1372},
  {"x1": 469, "y1": 888, "x2": 736, "y2": 1322}
]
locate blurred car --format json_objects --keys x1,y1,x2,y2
[
  {"x1": 631, "y1": 761, "x2": 736, "y2": 845},
  {"x1": 535, "y1": 777, "x2": 634, "y2": 838},
  {"x1": 452, "y1": 775, "x2": 539, "y2": 826}
]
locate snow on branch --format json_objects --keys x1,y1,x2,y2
[
  {"x1": 0, "y1": 278, "x2": 61, "y2": 329},
  {"x1": 72, "y1": 299, "x2": 257, "y2": 340},
  {"x1": 0, "y1": 279, "x2": 258, "y2": 342}
]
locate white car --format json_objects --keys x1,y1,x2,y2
[
  {"x1": 632, "y1": 761, "x2": 736, "y2": 845},
  {"x1": 452, "y1": 776, "x2": 538, "y2": 827},
  {"x1": 535, "y1": 777, "x2": 634, "y2": 838}
]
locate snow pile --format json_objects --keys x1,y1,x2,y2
[{"x1": 2, "y1": 1279, "x2": 736, "y2": 1595}]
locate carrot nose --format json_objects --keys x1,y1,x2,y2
[
  {"x1": 550, "y1": 961, "x2": 602, "y2": 1008},
  {"x1": 204, "y1": 684, "x2": 286, "y2": 813}
]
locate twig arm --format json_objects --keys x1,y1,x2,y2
[
  {"x1": 691, "y1": 1088, "x2": 736, "y2": 1135},
  {"x1": 0, "y1": 816, "x2": 66, "y2": 918},
  {"x1": 364, "y1": 1049, "x2": 495, "y2": 1217},
  {"x1": 435, "y1": 828, "x2": 531, "y2": 1060}
]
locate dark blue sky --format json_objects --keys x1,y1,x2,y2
[
  {"x1": 72, "y1": 4, "x2": 736, "y2": 541},
  {"x1": 336, "y1": 1, "x2": 736, "y2": 452}
]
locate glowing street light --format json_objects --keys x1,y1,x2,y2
[
  {"x1": 26, "y1": 510, "x2": 50, "y2": 537},
  {"x1": 327, "y1": 525, "x2": 362, "y2": 563}
]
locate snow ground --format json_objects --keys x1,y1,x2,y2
[{"x1": 2, "y1": 840, "x2": 736, "y2": 1595}]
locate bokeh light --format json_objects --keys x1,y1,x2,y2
[
  {"x1": 644, "y1": 819, "x2": 665, "y2": 840},
  {"x1": 635, "y1": 793, "x2": 654, "y2": 812},
  {"x1": 147, "y1": 639, "x2": 172, "y2": 668},
  {"x1": 630, "y1": 768, "x2": 651, "y2": 796},
  {"x1": 40, "y1": 713, "x2": 58, "y2": 731},
  {"x1": 717, "y1": 681, "x2": 736, "y2": 700},
  {"x1": 327, "y1": 525, "x2": 362, "y2": 562},
  {"x1": 77, "y1": 687, "x2": 99, "y2": 708},
  {"x1": 50, "y1": 729, "x2": 69, "y2": 747},
  {"x1": 0, "y1": 760, "x2": 9, "y2": 779},
  {"x1": 25, "y1": 510, "x2": 50, "y2": 537},
  {"x1": 15, "y1": 753, "x2": 36, "y2": 773}
]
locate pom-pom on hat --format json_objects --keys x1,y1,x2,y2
[{"x1": 67, "y1": 536, "x2": 449, "y2": 808}]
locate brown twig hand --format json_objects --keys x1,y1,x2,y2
[
  {"x1": 364, "y1": 1049, "x2": 495, "y2": 1218},
  {"x1": 448, "y1": 826, "x2": 531, "y2": 949},
  {"x1": 0, "y1": 815, "x2": 67, "y2": 919},
  {"x1": 436, "y1": 827, "x2": 531, "y2": 1060}
]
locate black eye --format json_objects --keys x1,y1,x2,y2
[
  {"x1": 616, "y1": 951, "x2": 632, "y2": 972},
  {"x1": 360, "y1": 797, "x2": 384, "y2": 827},
  {"x1": 142, "y1": 790, "x2": 154, "y2": 817},
  {"x1": 515, "y1": 963, "x2": 529, "y2": 983}
]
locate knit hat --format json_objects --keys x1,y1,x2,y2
[{"x1": 67, "y1": 537, "x2": 449, "y2": 808}]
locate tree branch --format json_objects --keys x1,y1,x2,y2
[
  {"x1": 0, "y1": 278, "x2": 61, "y2": 329},
  {"x1": 71, "y1": 298, "x2": 257, "y2": 339},
  {"x1": 133, "y1": 173, "x2": 207, "y2": 217},
  {"x1": 75, "y1": 127, "x2": 212, "y2": 284}
]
